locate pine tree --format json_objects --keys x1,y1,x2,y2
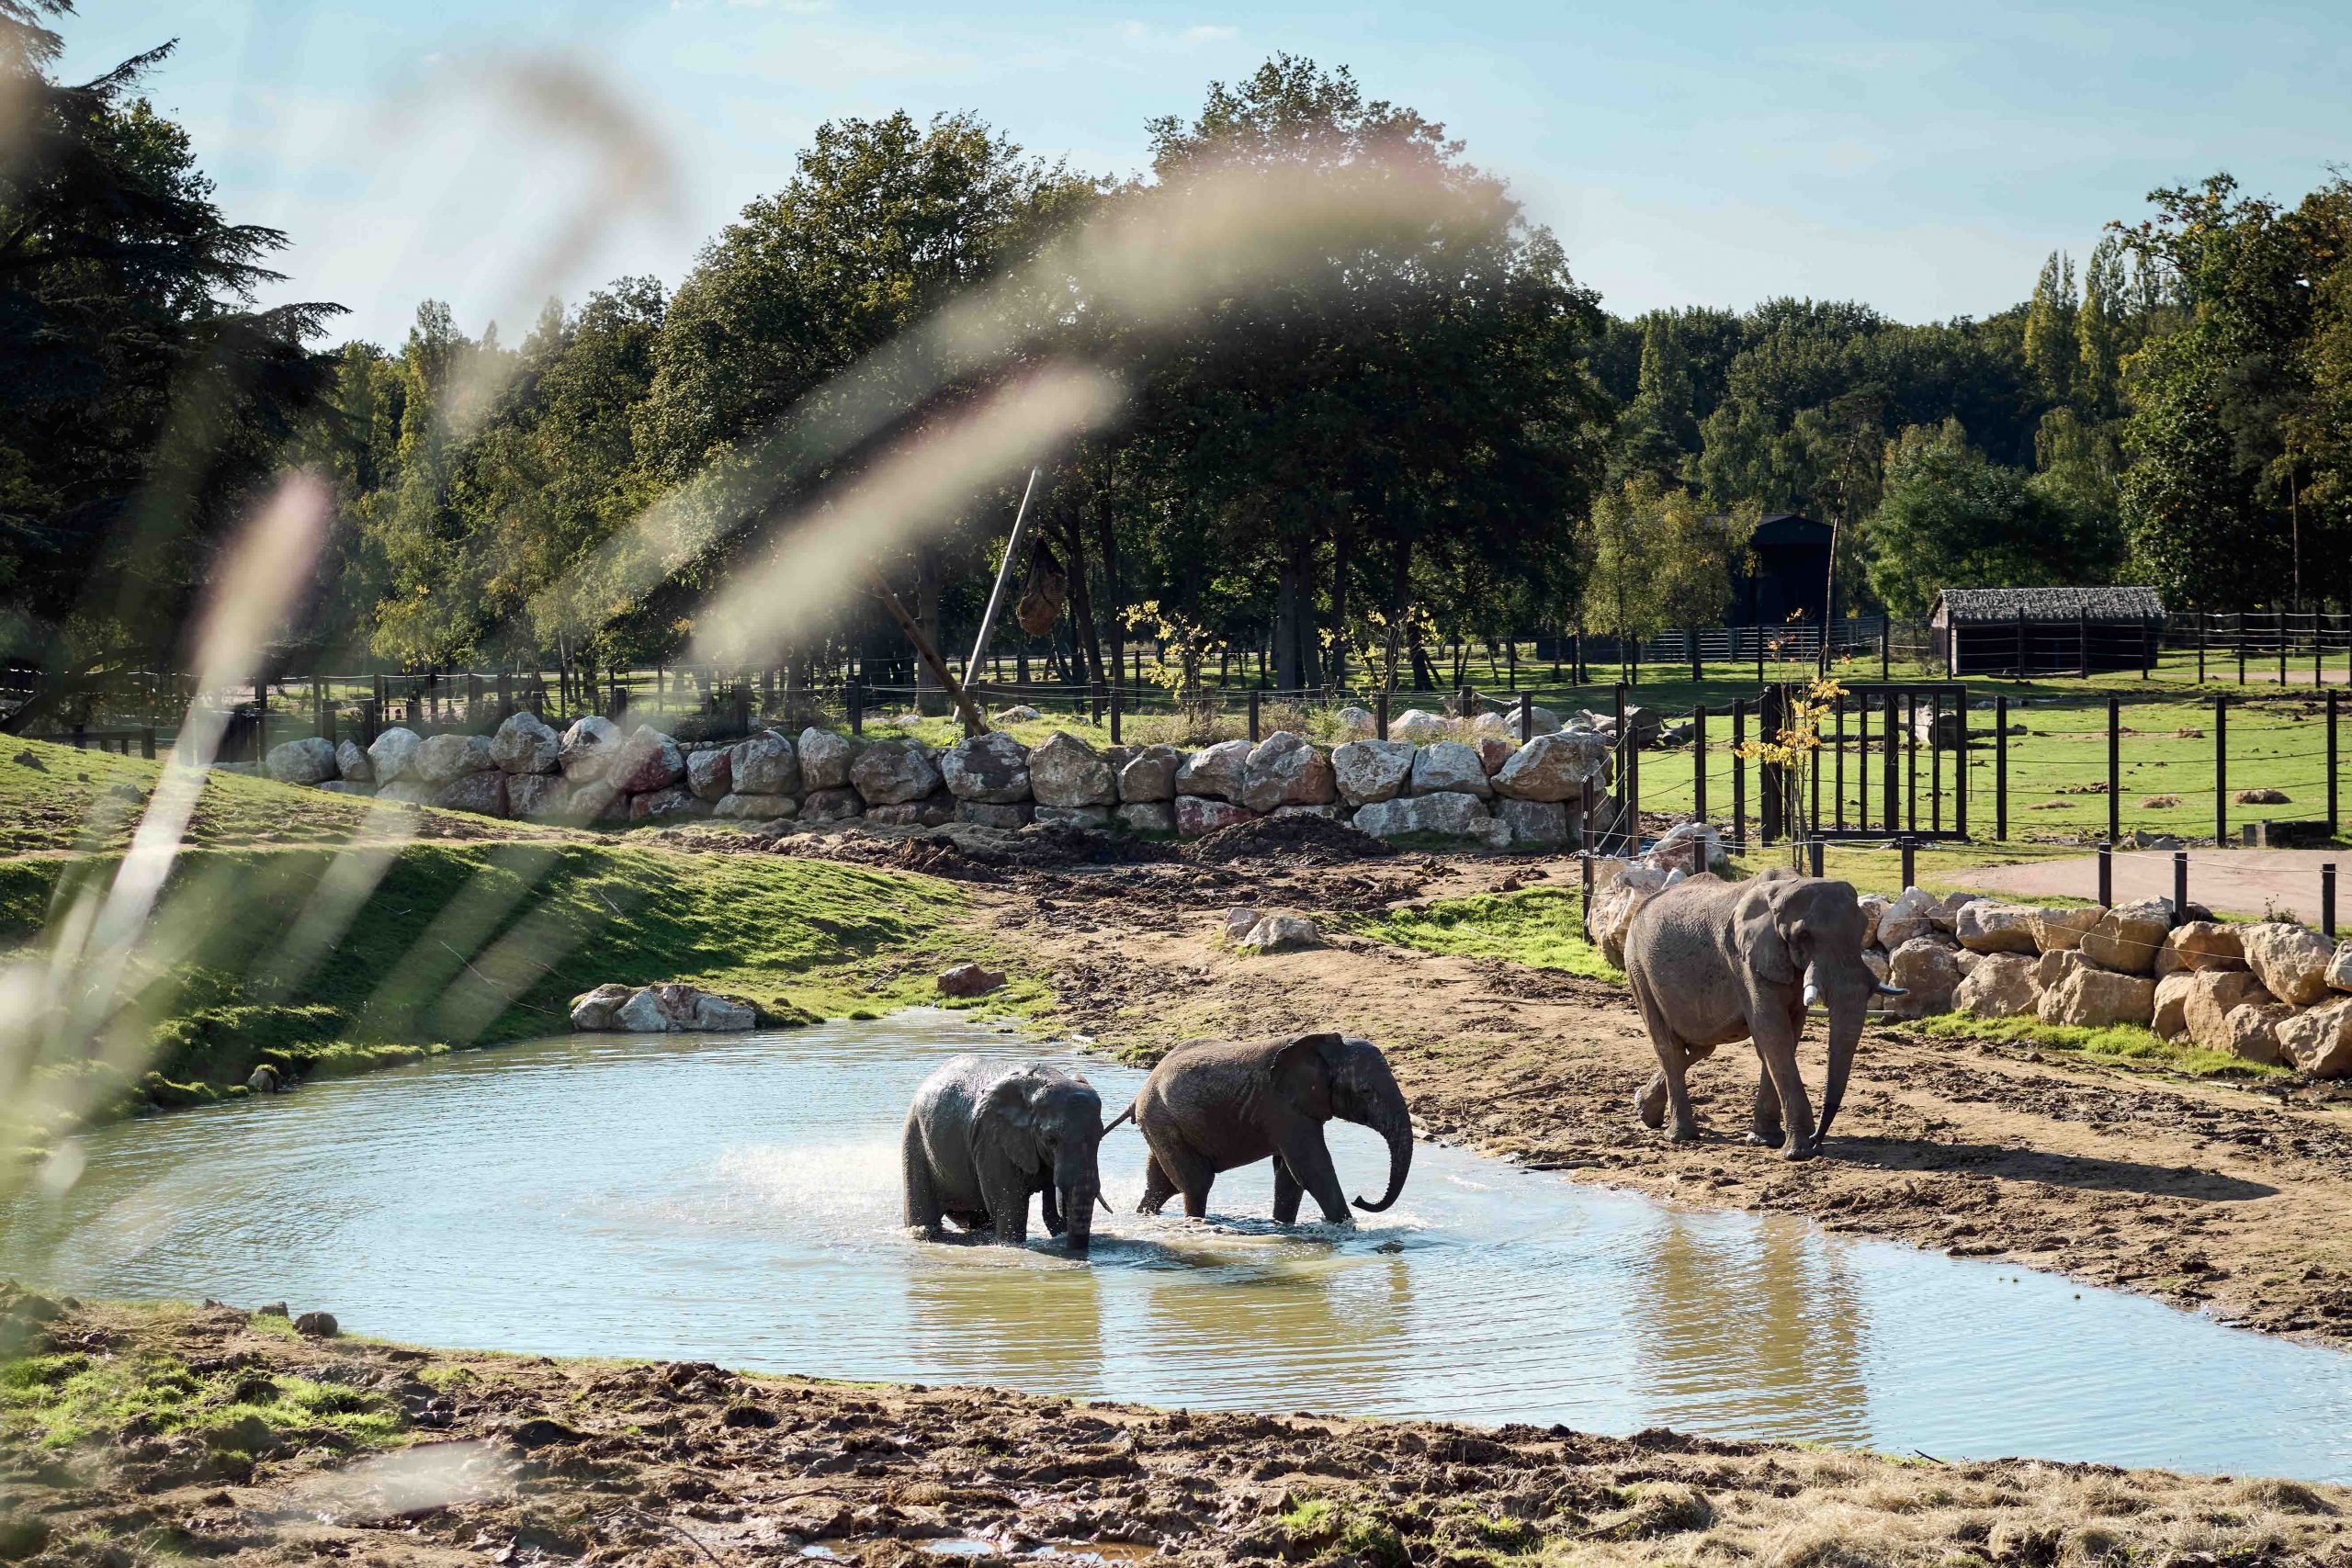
[{"x1": 2022, "y1": 252, "x2": 2078, "y2": 404}]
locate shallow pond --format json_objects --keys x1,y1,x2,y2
[{"x1": 6, "y1": 1010, "x2": 2351, "y2": 1480}]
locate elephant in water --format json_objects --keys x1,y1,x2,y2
[
  {"x1": 1622, "y1": 870, "x2": 1902, "y2": 1160},
  {"x1": 903, "y1": 1056, "x2": 1105, "y2": 1253},
  {"x1": 1110, "y1": 1032, "x2": 1413, "y2": 1224}
]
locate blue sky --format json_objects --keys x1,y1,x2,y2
[{"x1": 62, "y1": 0, "x2": 2351, "y2": 347}]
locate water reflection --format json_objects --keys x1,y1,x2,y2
[{"x1": 5, "y1": 1010, "x2": 2352, "y2": 1482}]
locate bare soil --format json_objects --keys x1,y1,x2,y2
[
  {"x1": 1954, "y1": 848, "x2": 2349, "y2": 920},
  {"x1": 6, "y1": 1297, "x2": 2348, "y2": 1568}
]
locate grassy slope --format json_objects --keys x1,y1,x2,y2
[{"x1": 1362, "y1": 887, "x2": 1623, "y2": 980}]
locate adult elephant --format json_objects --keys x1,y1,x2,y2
[
  {"x1": 1114, "y1": 1032, "x2": 1413, "y2": 1224},
  {"x1": 1622, "y1": 870, "x2": 1902, "y2": 1160},
  {"x1": 903, "y1": 1056, "x2": 1105, "y2": 1253}
]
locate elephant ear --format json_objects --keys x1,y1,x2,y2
[
  {"x1": 1741, "y1": 885, "x2": 1802, "y2": 987},
  {"x1": 973, "y1": 1074, "x2": 1044, "y2": 1178},
  {"x1": 1272, "y1": 1032, "x2": 1346, "y2": 1113},
  {"x1": 1772, "y1": 878, "x2": 1858, "y2": 974}
]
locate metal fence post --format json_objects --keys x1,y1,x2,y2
[
  {"x1": 2213, "y1": 695, "x2": 2226, "y2": 848},
  {"x1": 1375, "y1": 690, "x2": 1389, "y2": 741},
  {"x1": 2329, "y1": 690, "x2": 2340, "y2": 836},
  {"x1": 141, "y1": 725, "x2": 156, "y2": 760},
  {"x1": 2323, "y1": 863, "x2": 2337, "y2": 942},
  {"x1": 1731, "y1": 699, "x2": 1747, "y2": 857},
  {"x1": 1954, "y1": 691, "x2": 1969, "y2": 840},
  {"x1": 1995, "y1": 694, "x2": 2008, "y2": 841},
  {"x1": 1880, "y1": 615, "x2": 1890, "y2": 681},
  {"x1": 2098, "y1": 840, "x2": 2113, "y2": 908},
  {"x1": 2196, "y1": 614, "x2": 2206, "y2": 683},
  {"x1": 2174, "y1": 851, "x2": 2189, "y2": 926},
  {"x1": 848, "y1": 679, "x2": 863, "y2": 736},
  {"x1": 1248, "y1": 690, "x2": 1261, "y2": 743},
  {"x1": 2107, "y1": 694, "x2": 2121, "y2": 844},
  {"x1": 1883, "y1": 691, "x2": 1899, "y2": 831},
  {"x1": 1519, "y1": 691, "x2": 1532, "y2": 741},
  {"x1": 1109, "y1": 682, "x2": 1122, "y2": 745},
  {"x1": 1899, "y1": 835, "x2": 1916, "y2": 892},
  {"x1": 1693, "y1": 705, "x2": 1708, "y2": 824}
]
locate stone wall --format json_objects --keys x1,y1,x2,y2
[{"x1": 264, "y1": 711, "x2": 1619, "y2": 852}]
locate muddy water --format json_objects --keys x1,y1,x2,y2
[{"x1": 6, "y1": 1010, "x2": 2351, "y2": 1480}]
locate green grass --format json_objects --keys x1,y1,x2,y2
[
  {"x1": 1911, "y1": 1013, "x2": 2291, "y2": 1080},
  {"x1": 1359, "y1": 886, "x2": 1622, "y2": 980}
]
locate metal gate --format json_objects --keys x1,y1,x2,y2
[{"x1": 1763, "y1": 682, "x2": 1970, "y2": 843}]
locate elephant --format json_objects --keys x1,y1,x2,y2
[
  {"x1": 902, "y1": 1056, "x2": 1105, "y2": 1253},
  {"x1": 1621, "y1": 869, "x2": 1903, "y2": 1160},
  {"x1": 1109, "y1": 1032, "x2": 1413, "y2": 1224}
]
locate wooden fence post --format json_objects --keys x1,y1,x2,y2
[
  {"x1": 1995, "y1": 694, "x2": 2008, "y2": 841},
  {"x1": 1954, "y1": 691, "x2": 1969, "y2": 840},
  {"x1": 2197, "y1": 614, "x2": 2206, "y2": 683},
  {"x1": 2214, "y1": 694, "x2": 2227, "y2": 847},
  {"x1": 2328, "y1": 690, "x2": 2339, "y2": 836},
  {"x1": 1248, "y1": 690, "x2": 1261, "y2": 743},
  {"x1": 1730, "y1": 699, "x2": 1747, "y2": 856},
  {"x1": 1375, "y1": 690, "x2": 1389, "y2": 741},
  {"x1": 2098, "y1": 841, "x2": 2114, "y2": 908},
  {"x1": 2174, "y1": 852, "x2": 2189, "y2": 926},
  {"x1": 1693, "y1": 705, "x2": 1708, "y2": 825}
]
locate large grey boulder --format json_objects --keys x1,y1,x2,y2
[
  {"x1": 797, "y1": 728, "x2": 853, "y2": 791},
  {"x1": 611, "y1": 983, "x2": 757, "y2": 1033},
  {"x1": 1955, "y1": 954, "x2": 2037, "y2": 1019},
  {"x1": 1888, "y1": 937, "x2": 1963, "y2": 1017},
  {"x1": 801, "y1": 786, "x2": 862, "y2": 821},
  {"x1": 2280, "y1": 998, "x2": 2352, "y2": 1077},
  {"x1": 2038, "y1": 964, "x2": 2156, "y2": 1029},
  {"x1": 1331, "y1": 739, "x2": 1414, "y2": 807},
  {"x1": 434, "y1": 771, "x2": 508, "y2": 817},
  {"x1": 1954, "y1": 901, "x2": 2040, "y2": 955},
  {"x1": 1493, "y1": 796, "x2": 1569, "y2": 850},
  {"x1": 334, "y1": 738, "x2": 373, "y2": 784},
  {"x1": 2026, "y1": 905, "x2": 2103, "y2": 953},
  {"x1": 2080, "y1": 897, "x2": 2172, "y2": 976},
  {"x1": 869, "y1": 794, "x2": 958, "y2": 828},
  {"x1": 368, "y1": 726, "x2": 424, "y2": 784},
  {"x1": 1330, "y1": 705, "x2": 1378, "y2": 739},
  {"x1": 610, "y1": 727, "x2": 686, "y2": 795},
  {"x1": 559, "y1": 716, "x2": 624, "y2": 782},
  {"x1": 266, "y1": 736, "x2": 338, "y2": 785},
  {"x1": 415, "y1": 732, "x2": 496, "y2": 784},
  {"x1": 1028, "y1": 733, "x2": 1115, "y2": 807},
  {"x1": 1351, "y1": 791, "x2": 1509, "y2": 849},
  {"x1": 566, "y1": 778, "x2": 625, "y2": 823},
  {"x1": 629, "y1": 784, "x2": 703, "y2": 820},
  {"x1": 2183, "y1": 970, "x2": 2276, "y2": 1051},
  {"x1": 943, "y1": 732, "x2": 1031, "y2": 803},
  {"x1": 1490, "y1": 731, "x2": 1612, "y2": 803},
  {"x1": 1117, "y1": 743, "x2": 1182, "y2": 803},
  {"x1": 729, "y1": 731, "x2": 802, "y2": 796},
  {"x1": 1238, "y1": 731, "x2": 1337, "y2": 812},
  {"x1": 490, "y1": 711, "x2": 561, "y2": 775},
  {"x1": 569, "y1": 983, "x2": 633, "y2": 1031},
  {"x1": 713, "y1": 792, "x2": 797, "y2": 820},
  {"x1": 2332, "y1": 941, "x2": 2352, "y2": 994},
  {"x1": 685, "y1": 747, "x2": 734, "y2": 801},
  {"x1": 1115, "y1": 800, "x2": 1176, "y2": 834},
  {"x1": 2242, "y1": 921, "x2": 2337, "y2": 1007},
  {"x1": 1410, "y1": 741, "x2": 1491, "y2": 798},
  {"x1": 1174, "y1": 795, "x2": 1254, "y2": 836},
  {"x1": 1389, "y1": 709, "x2": 1449, "y2": 743},
  {"x1": 850, "y1": 739, "x2": 941, "y2": 805},
  {"x1": 507, "y1": 773, "x2": 571, "y2": 820},
  {"x1": 958, "y1": 800, "x2": 1034, "y2": 829},
  {"x1": 1174, "y1": 739, "x2": 1251, "y2": 802},
  {"x1": 1876, "y1": 887, "x2": 1939, "y2": 950},
  {"x1": 2156, "y1": 921, "x2": 2246, "y2": 976}
]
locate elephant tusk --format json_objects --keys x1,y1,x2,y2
[
  {"x1": 1875, "y1": 982, "x2": 1907, "y2": 998},
  {"x1": 1803, "y1": 982, "x2": 1819, "y2": 1008},
  {"x1": 1096, "y1": 1191, "x2": 1113, "y2": 1214}
]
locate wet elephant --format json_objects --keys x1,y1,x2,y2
[
  {"x1": 1622, "y1": 870, "x2": 1901, "y2": 1159},
  {"x1": 1114, "y1": 1032, "x2": 1413, "y2": 1224},
  {"x1": 902, "y1": 1056, "x2": 1105, "y2": 1253}
]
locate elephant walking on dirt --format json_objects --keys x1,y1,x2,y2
[
  {"x1": 903, "y1": 1056, "x2": 1106, "y2": 1253},
  {"x1": 1113, "y1": 1032, "x2": 1414, "y2": 1224},
  {"x1": 1622, "y1": 870, "x2": 1902, "y2": 1160}
]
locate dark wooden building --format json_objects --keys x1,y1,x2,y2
[
  {"x1": 1928, "y1": 586, "x2": 2166, "y2": 675},
  {"x1": 1725, "y1": 513, "x2": 1835, "y2": 626}
]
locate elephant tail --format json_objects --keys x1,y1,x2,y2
[{"x1": 1102, "y1": 1101, "x2": 1136, "y2": 1135}]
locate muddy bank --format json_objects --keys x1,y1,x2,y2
[
  {"x1": 939, "y1": 852, "x2": 2352, "y2": 1349},
  {"x1": 6, "y1": 1295, "x2": 2347, "y2": 1568}
]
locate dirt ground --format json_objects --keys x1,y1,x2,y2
[
  {"x1": 835, "y1": 840, "x2": 2352, "y2": 1350},
  {"x1": 6, "y1": 1295, "x2": 2349, "y2": 1568},
  {"x1": 1955, "y1": 848, "x2": 2346, "y2": 920}
]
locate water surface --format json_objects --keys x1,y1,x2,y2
[{"x1": 6, "y1": 1010, "x2": 2349, "y2": 1480}]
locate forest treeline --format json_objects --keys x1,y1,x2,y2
[{"x1": 6, "y1": 0, "x2": 2352, "y2": 694}]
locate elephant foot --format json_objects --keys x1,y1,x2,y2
[
  {"x1": 1668, "y1": 1121, "x2": 1702, "y2": 1145},
  {"x1": 1781, "y1": 1139, "x2": 1817, "y2": 1163},
  {"x1": 1745, "y1": 1127, "x2": 1786, "y2": 1149},
  {"x1": 1634, "y1": 1079, "x2": 1668, "y2": 1130}
]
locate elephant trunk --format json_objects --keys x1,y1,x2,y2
[
  {"x1": 1815, "y1": 976, "x2": 1871, "y2": 1150},
  {"x1": 1056, "y1": 1150, "x2": 1098, "y2": 1255},
  {"x1": 1351, "y1": 1091, "x2": 1415, "y2": 1214}
]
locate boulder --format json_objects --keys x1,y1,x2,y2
[
  {"x1": 248, "y1": 1064, "x2": 283, "y2": 1093},
  {"x1": 1174, "y1": 739, "x2": 1251, "y2": 802},
  {"x1": 1491, "y1": 731, "x2": 1612, "y2": 803},
  {"x1": 952, "y1": 800, "x2": 1031, "y2": 829},
  {"x1": 368, "y1": 726, "x2": 424, "y2": 783},
  {"x1": 613, "y1": 983, "x2": 757, "y2": 1033},
  {"x1": 2038, "y1": 965, "x2": 2157, "y2": 1029},
  {"x1": 1174, "y1": 795, "x2": 1255, "y2": 836},
  {"x1": 1411, "y1": 741, "x2": 1492, "y2": 798},
  {"x1": 628, "y1": 784, "x2": 703, "y2": 820},
  {"x1": 266, "y1": 736, "x2": 339, "y2": 785},
  {"x1": 2035, "y1": 948, "x2": 2086, "y2": 990},
  {"x1": 1589, "y1": 867, "x2": 1672, "y2": 968},
  {"x1": 570, "y1": 983, "x2": 634, "y2": 1031},
  {"x1": 798, "y1": 728, "x2": 854, "y2": 790},
  {"x1": 868, "y1": 795, "x2": 958, "y2": 828},
  {"x1": 2222, "y1": 1001, "x2": 2294, "y2": 1066},
  {"x1": 566, "y1": 778, "x2": 626, "y2": 822},
  {"x1": 294, "y1": 1312, "x2": 339, "y2": 1339},
  {"x1": 850, "y1": 739, "x2": 942, "y2": 806},
  {"x1": 1331, "y1": 739, "x2": 1416, "y2": 807},
  {"x1": 1888, "y1": 937, "x2": 1964, "y2": 1017},
  {"x1": 1330, "y1": 705, "x2": 1378, "y2": 739},
  {"x1": 1473, "y1": 736, "x2": 1517, "y2": 776},
  {"x1": 936, "y1": 963, "x2": 1005, "y2": 998},
  {"x1": 1955, "y1": 953, "x2": 2038, "y2": 1019},
  {"x1": 729, "y1": 731, "x2": 802, "y2": 797},
  {"x1": 1239, "y1": 731, "x2": 1338, "y2": 812},
  {"x1": 559, "y1": 716, "x2": 623, "y2": 781},
  {"x1": 2278, "y1": 998, "x2": 2352, "y2": 1078},
  {"x1": 1116, "y1": 801, "x2": 1176, "y2": 834},
  {"x1": 490, "y1": 711, "x2": 561, "y2": 775},
  {"x1": 1235, "y1": 911, "x2": 1320, "y2": 953},
  {"x1": 994, "y1": 705, "x2": 1044, "y2": 723},
  {"x1": 2241, "y1": 921, "x2": 2337, "y2": 1007},
  {"x1": 1390, "y1": 709, "x2": 1449, "y2": 743},
  {"x1": 712, "y1": 792, "x2": 797, "y2": 820},
  {"x1": 2327, "y1": 941, "x2": 2352, "y2": 994},
  {"x1": 2155, "y1": 921, "x2": 2247, "y2": 977},
  {"x1": 413, "y1": 732, "x2": 495, "y2": 784},
  {"x1": 2153, "y1": 972, "x2": 2199, "y2": 1038},
  {"x1": 1493, "y1": 796, "x2": 1569, "y2": 850},
  {"x1": 434, "y1": 771, "x2": 508, "y2": 817},
  {"x1": 1026, "y1": 733, "x2": 1115, "y2": 808},
  {"x1": 685, "y1": 747, "x2": 733, "y2": 802},
  {"x1": 943, "y1": 732, "x2": 1031, "y2": 803},
  {"x1": 1953, "y1": 901, "x2": 2039, "y2": 955},
  {"x1": 1925, "y1": 891, "x2": 1981, "y2": 934},
  {"x1": 1117, "y1": 744, "x2": 1182, "y2": 803},
  {"x1": 506, "y1": 773, "x2": 571, "y2": 820},
  {"x1": 2080, "y1": 897, "x2": 2172, "y2": 976},
  {"x1": 610, "y1": 727, "x2": 686, "y2": 794},
  {"x1": 2027, "y1": 906, "x2": 2103, "y2": 954},
  {"x1": 1856, "y1": 893, "x2": 1890, "y2": 948},
  {"x1": 2183, "y1": 970, "x2": 2278, "y2": 1052},
  {"x1": 1034, "y1": 804, "x2": 1111, "y2": 829},
  {"x1": 375, "y1": 779, "x2": 438, "y2": 807},
  {"x1": 801, "y1": 787, "x2": 863, "y2": 822},
  {"x1": 1877, "y1": 887, "x2": 1940, "y2": 950},
  {"x1": 1645, "y1": 823, "x2": 1720, "y2": 877},
  {"x1": 1220, "y1": 906, "x2": 1265, "y2": 943},
  {"x1": 1351, "y1": 791, "x2": 1510, "y2": 850},
  {"x1": 1271, "y1": 804, "x2": 1344, "y2": 821},
  {"x1": 334, "y1": 738, "x2": 374, "y2": 784}
]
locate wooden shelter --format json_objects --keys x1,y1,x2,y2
[{"x1": 1928, "y1": 586, "x2": 2166, "y2": 676}]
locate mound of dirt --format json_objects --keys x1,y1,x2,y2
[
  {"x1": 1183, "y1": 812, "x2": 1396, "y2": 865},
  {"x1": 776, "y1": 820, "x2": 1170, "y2": 881}
]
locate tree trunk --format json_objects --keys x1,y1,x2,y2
[
  {"x1": 1273, "y1": 535, "x2": 1321, "y2": 694},
  {"x1": 1091, "y1": 502, "x2": 1125, "y2": 691},
  {"x1": 1060, "y1": 512, "x2": 1103, "y2": 689},
  {"x1": 913, "y1": 550, "x2": 946, "y2": 716},
  {"x1": 1384, "y1": 537, "x2": 1412, "y2": 689},
  {"x1": 1328, "y1": 528, "x2": 1351, "y2": 695}
]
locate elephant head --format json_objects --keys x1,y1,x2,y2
[
  {"x1": 981, "y1": 1066, "x2": 1104, "y2": 1253},
  {"x1": 1755, "y1": 875, "x2": 1901, "y2": 1149},
  {"x1": 1273, "y1": 1033, "x2": 1414, "y2": 1213}
]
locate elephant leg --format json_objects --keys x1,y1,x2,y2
[
  {"x1": 901, "y1": 1115, "x2": 944, "y2": 1240},
  {"x1": 1751, "y1": 1009, "x2": 1816, "y2": 1162},
  {"x1": 1279, "y1": 1130, "x2": 1351, "y2": 1224},
  {"x1": 1137, "y1": 1154, "x2": 1180, "y2": 1216},
  {"x1": 1747, "y1": 1072, "x2": 1785, "y2": 1149},
  {"x1": 981, "y1": 1167, "x2": 1032, "y2": 1246},
  {"x1": 1631, "y1": 976, "x2": 1702, "y2": 1142},
  {"x1": 1272, "y1": 1156, "x2": 1304, "y2": 1224},
  {"x1": 1635, "y1": 1069, "x2": 1668, "y2": 1130}
]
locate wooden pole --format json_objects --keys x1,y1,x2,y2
[{"x1": 863, "y1": 560, "x2": 987, "y2": 738}]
